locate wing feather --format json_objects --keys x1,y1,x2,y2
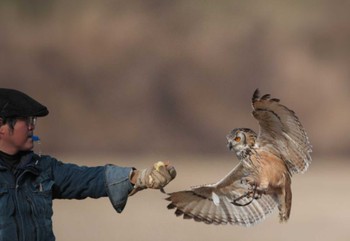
[
  {"x1": 251, "y1": 89, "x2": 312, "y2": 174},
  {"x1": 166, "y1": 163, "x2": 278, "y2": 226}
]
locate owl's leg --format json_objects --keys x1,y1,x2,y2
[
  {"x1": 254, "y1": 180, "x2": 269, "y2": 197},
  {"x1": 240, "y1": 177, "x2": 262, "y2": 198},
  {"x1": 232, "y1": 184, "x2": 260, "y2": 206},
  {"x1": 249, "y1": 184, "x2": 267, "y2": 199},
  {"x1": 240, "y1": 177, "x2": 256, "y2": 187},
  {"x1": 253, "y1": 188, "x2": 267, "y2": 200}
]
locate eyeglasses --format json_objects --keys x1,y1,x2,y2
[{"x1": 17, "y1": 116, "x2": 37, "y2": 126}]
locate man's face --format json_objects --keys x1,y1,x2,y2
[{"x1": 0, "y1": 117, "x2": 36, "y2": 155}]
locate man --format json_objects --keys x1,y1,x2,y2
[{"x1": 0, "y1": 88, "x2": 176, "y2": 241}]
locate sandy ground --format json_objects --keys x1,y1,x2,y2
[{"x1": 51, "y1": 155, "x2": 349, "y2": 241}]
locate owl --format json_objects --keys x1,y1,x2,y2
[{"x1": 166, "y1": 89, "x2": 312, "y2": 226}]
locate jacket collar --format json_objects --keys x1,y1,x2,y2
[{"x1": 0, "y1": 151, "x2": 41, "y2": 175}]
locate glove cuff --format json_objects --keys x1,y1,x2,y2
[{"x1": 129, "y1": 168, "x2": 147, "y2": 196}]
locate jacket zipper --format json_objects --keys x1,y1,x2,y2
[
  {"x1": 15, "y1": 183, "x2": 26, "y2": 241},
  {"x1": 10, "y1": 174, "x2": 20, "y2": 241},
  {"x1": 15, "y1": 170, "x2": 32, "y2": 241},
  {"x1": 25, "y1": 194, "x2": 38, "y2": 241}
]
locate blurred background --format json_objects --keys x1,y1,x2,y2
[{"x1": 1, "y1": 0, "x2": 349, "y2": 240}]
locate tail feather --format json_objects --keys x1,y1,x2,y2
[{"x1": 278, "y1": 176, "x2": 292, "y2": 222}]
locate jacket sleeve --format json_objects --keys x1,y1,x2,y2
[
  {"x1": 49, "y1": 157, "x2": 134, "y2": 213},
  {"x1": 104, "y1": 164, "x2": 135, "y2": 213}
]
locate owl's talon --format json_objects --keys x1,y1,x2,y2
[{"x1": 231, "y1": 184, "x2": 260, "y2": 206}]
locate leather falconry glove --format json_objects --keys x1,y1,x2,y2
[{"x1": 129, "y1": 162, "x2": 176, "y2": 196}]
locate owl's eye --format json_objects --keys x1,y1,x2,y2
[{"x1": 234, "y1": 136, "x2": 241, "y2": 142}]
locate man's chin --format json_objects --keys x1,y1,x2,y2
[{"x1": 23, "y1": 140, "x2": 34, "y2": 151}]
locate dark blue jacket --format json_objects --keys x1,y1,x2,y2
[{"x1": 0, "y1": 151, "x2": 134, "y2": 241}]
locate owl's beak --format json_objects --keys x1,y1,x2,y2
[{"x1": 227, "y1": 140, "x2": 233, "y2": 151}]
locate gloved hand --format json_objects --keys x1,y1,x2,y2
[{"x1": 129, "y1": 162, "x2": 176, "y2": 195}]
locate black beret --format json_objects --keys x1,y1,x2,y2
[{"x1": 0, "y1": 88, "x2": 49, "y2": 118}]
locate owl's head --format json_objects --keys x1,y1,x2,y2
[{"x1": 226, "y1": 128, "x2": 257, "y2": 157}]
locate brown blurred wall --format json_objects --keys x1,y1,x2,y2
[{"x1": 1, "y1": 1, "x2": 350, "y2": 157}]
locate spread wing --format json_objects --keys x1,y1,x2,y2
[
  {"x1": 251, "y1": 89, "x2": 312, "y2": 174},
  {"x1": 166, "y1": 162, "x2": 278, "y2": 226}
]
